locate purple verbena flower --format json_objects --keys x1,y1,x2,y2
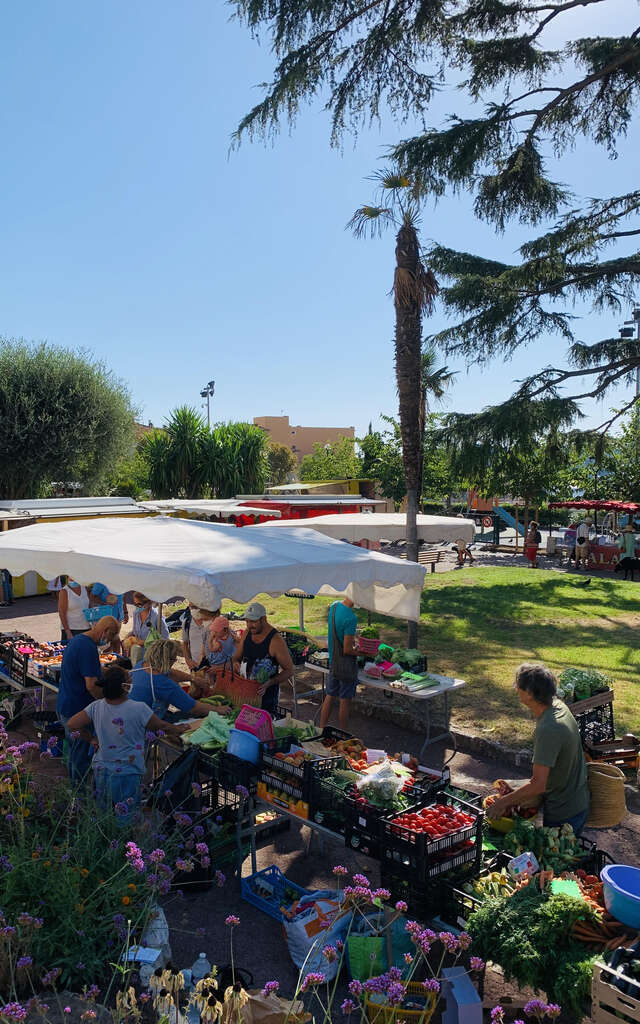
[
  {"x1": 341, "y1": 999, "x2": 356, "y2": 1016},
  {"x1": 423, "y1": 979, "x2": 440, "y2": 993},
  {"x1": 225, "y1": 914, "x2": 240, "y2": 927},
  {"x1": 470, "y1": 957, "x2": 485, "y2": 972},
  {"x1": 261, "y1": 982, "x2": 279, "y2": 998},
  {"x1": 300, "y1": 972, "x2": 325, "y2": 993}
]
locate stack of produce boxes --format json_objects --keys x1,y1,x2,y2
[
  {"x1": 258, "y1": 735, "x2": 343, "y2": 820},
  {"x1": 379, "y1": 791, "x2": 484, "y2": 916}
]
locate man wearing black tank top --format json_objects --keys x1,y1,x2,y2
[{"x1": 233, "y1": 602, "x2": 294, "y2": 713}]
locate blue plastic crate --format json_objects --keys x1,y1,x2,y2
[{"x1": 241, "y1": 865, "x2": 310, "y2": 922}]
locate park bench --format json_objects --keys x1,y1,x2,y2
[{"x1": 418, "y1": 548, "x2": 444, "y2": 572}]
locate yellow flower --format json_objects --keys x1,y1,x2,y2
[
  {"x1": 44, "y1": 860, "x2": 51, "y2": 868},
  {"x1": 22, "y1": 809, "x2": 30, "y2": 818},
  {"x1": 80, "y1": 868, "x2": 89, "y2": 878},
  {"x1": 31, "y1": 851, "x2": 39, "y2": 860},
  {"x1": 127, "y1": 883, "x2": 136, "y2": 892},
  {"x1": 122, "y1": 896, "x2": 131, "y2": 906},
  {"x1": 98, "y1": 878, "x2": 105, "y2": 886},
  {"x1": 75, "y1": 903, "x2": 85, "y2": 914}
]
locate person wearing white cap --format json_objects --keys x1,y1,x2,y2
[
  {"x1": 232, "y1": 602, "x2": 294, "y2": 713},
  {"x1": 616, "y1": 523, "x2": 636, "y2": 559},
  {"x1": 574, "y1": 517, "x2": 592, "y2": 571}
]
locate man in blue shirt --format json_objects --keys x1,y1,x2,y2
[
  {"x1": 57, "y1": 615, "x2": 121, "y2": 783},
  {"x1": 319, "y1": 597, "x2": 359, "y2": 732}
]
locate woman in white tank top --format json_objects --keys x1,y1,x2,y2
[{"x1": 58, "y1": 581, "x2": 90, "y2": 642}]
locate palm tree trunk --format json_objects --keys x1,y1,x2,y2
[{"x1": 394, "y1": 219, "x2": 423, "y2": 648}]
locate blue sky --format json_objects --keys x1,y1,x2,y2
[{"x1": 0, "y1": 0, "x2": 637, "y2": 439}]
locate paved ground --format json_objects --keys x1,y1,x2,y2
[{"x1": 3, "y1": 587, "x2": 639, "y2": 1010}]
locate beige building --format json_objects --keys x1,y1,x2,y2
[{"x1": 253, "y1": 415, "x2": 355, "y2": 461}]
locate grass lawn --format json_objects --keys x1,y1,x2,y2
[{"x1": 220, "y1": 566, "x2": 640, "y2": 747}]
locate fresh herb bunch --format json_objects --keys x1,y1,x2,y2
[{"x1": 468, "y1": 885, "x2": 599, "y2": 1019}]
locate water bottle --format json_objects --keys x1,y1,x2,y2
[{"x1": 191, "y1": 953, "x2": 211, "y2": 983}]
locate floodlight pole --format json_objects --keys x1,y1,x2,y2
[{"x1": 199, "y1": 380, "x2": 215, "y2": 428}]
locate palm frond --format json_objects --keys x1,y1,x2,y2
[{"x1": 347, "y1": 205, "x2": 394, "y2": 239}]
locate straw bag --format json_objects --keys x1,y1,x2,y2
[{"x1": 586, "y1": 762, "x2": 627, "y2": 828}]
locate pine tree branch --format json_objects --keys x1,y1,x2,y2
[
  {"x1": 526, "y1": 0, "x2": 607, "y2": 42},
  {"x1": 596, "y1": 394, "x2": 640, "y2": 433},
  {"x1": 524, "y1": 36, "x2": 640, "y2": 141}
]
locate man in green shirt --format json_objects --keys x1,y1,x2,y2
[
  {"x1": 487, "y1": 663, "x2": 590, "y2": 834},
  {"x1": 319, "y1": 597, "x2": 359, "y2": 731}
]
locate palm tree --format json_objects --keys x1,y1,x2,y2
[
  {"x1": 140, "y1": 430, "x2": 172, "y2": 498},
  {"x1": 418, "y1": 347, "x2": 456, "y2": 502},
  {"x1": 165, "y1": 406, "x2": 208, "y2": 498},
  {"x1": 349, "y1": 171, "x2": 439, "y2": 644}
]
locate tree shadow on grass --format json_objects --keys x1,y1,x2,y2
[{"x1": 420, "y1": 573, "x2": 640, "y2": 623}]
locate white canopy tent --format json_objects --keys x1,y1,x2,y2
[
  {"x1": 140, "y1": 499, "x2": 281, "y2": 519},
  {"x1": 0, "y1": 516, "x2": 426, "y2": 620},
  {"x1": 254, "y1": 512, "x2": 475, "y2": 545}
]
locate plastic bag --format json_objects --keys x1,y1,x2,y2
[
  {"x1": 284, "y1": 891, "x2": 350, "y2": 980},
  {"x1": 356, "y1": 759, "x2": 404, "y2": 806}
]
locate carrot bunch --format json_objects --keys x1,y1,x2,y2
[{"x1": 571, "y1": 871, "x2": 639, "y2": 950}]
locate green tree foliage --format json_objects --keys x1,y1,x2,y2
[
  {"x1": 234, "y1": 1, "x2": 640, "y2": 442},
  {"x1": 139, "y1": 408, "x2": 268, "y2": 498},
  {"x1": 299, "y1": 437, "x2": 362, "y2": 481},
  {"x1": 106, "y1": 452, "x2": 151, "y2": 499},
  {"x1": 0, "y1": 339, "x2": 136, "y2": 499},
  {"x1": 607, "y1": 408, "x2": 640, "y2": 501},
  {"x1": 358, "y1": 418, "x2": 406, "y2": 508},
  {"x1": 267, "y1": 440, "x2": 298, "y2": 485},
  {"x1": 422, "y1": 414, "x2": 462, "y2": 507}
]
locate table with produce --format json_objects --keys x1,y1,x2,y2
[{"x1": 306, "y1": 634, "x2": 465, "y2": 757}]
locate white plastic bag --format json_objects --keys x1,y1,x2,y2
[
  {"x1": 356, "y1": 759, "x2": 404, "y2": 805},
  {"x1": 284, "y1": 891, "x2": 350, "y2": 980}
]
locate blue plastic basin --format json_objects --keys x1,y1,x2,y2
[
  {"x1": 601, "y1": 864, "x2": 640, "y2": 929},
  {"x1": 227, "y1": 728, "x2": 261, "y2": 765}
]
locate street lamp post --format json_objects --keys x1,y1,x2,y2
[
  {"x1": 618, "y1": 306, "x2": 640, "y2": 397},
  {"x1": 200, "y1": 380, "x2": 215, "y2": 428}
]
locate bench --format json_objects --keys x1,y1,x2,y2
[{"x1": 418, "y1": 548, "x2": 444, "y2": 572}]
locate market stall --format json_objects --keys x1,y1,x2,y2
[
  {"x1": 0, "y1": 516, "x2": 426, "y2": 619},
  {"x1": 549, "y1": 500, "x2": 640, "y2": 570},
  {"x1": 255, "y1": 511, "x2": 475, "y2": 547}
]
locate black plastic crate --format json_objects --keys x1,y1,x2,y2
[
  {"x1": 380, "y1": 793, "x2": 484, "y2": 881},
  {"x1": 215, "y1": 750, "x2": 259, "y2": 796},
  {"x1": 345, "y1": 786, "x2": 421, "y2": 840},
  {"x1": 572, "y1": 694, "x2": 615, "y2": 744},
  {"x1": 320, "y1": 725, "x2": 354, "y2": 743},
  {"x1": 441, "y1": 782, "x2": 482, "y2": 808},
  {"x1": 345, "y1": 821, "x2": 379, "y2": 859},
  {"x1": 410, "y1": 767, "x2": 452, "y2": 803},
  {"x1": 272, "y1": 705, "x2": 291, "y2": 722},
  {"x1": 259, "y1": 769, "x2": 307, "y2": 802},
  {"x1": 309, "y1": 758, "x2": 352, "y2": 833},
  {"x1": 261, "y1": 735, "x2": 342, "y2": 784},
  {"x1": 9, "y1": 648, "x2": 29, "y2": 687}
]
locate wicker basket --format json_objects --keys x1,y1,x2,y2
[{"x1": 586, "y1": 762, "x2": 627, "y2": 828}]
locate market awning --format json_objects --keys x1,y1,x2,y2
[
  {"x1": 252, "y1": 512, "x2": 475, "y2": 545},
  {"x1": 0, "y1": 516, "x2": 426, "y2": 620},
  {"x1": 140, "y1": 499, "x2": 282, "y2": 519},
  {"x1": 549, "y1": 500, "x2": 640, "y2": 513}
]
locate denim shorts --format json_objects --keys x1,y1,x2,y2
[
  {"x1": 543, "y1": 805, "x2": 589, "y2": 836},
  {"x1": 327, "y1": 673, "x2": 358, "y2": 700}
]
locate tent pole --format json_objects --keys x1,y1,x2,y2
[{"x1": 298, "y1": 597, "x2": 305, "y2": 632}]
